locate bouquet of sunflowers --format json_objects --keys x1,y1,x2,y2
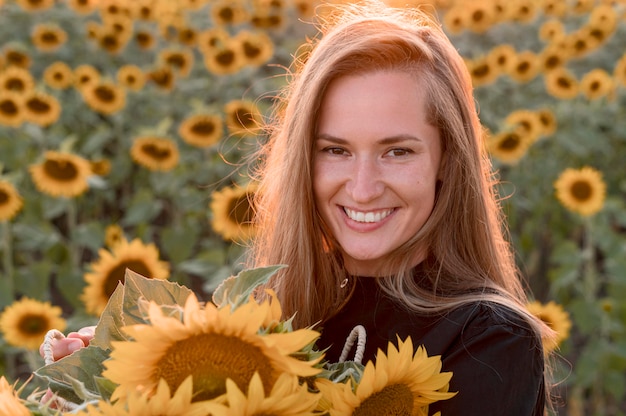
[{"x1": 3, "y1": 266, "x2": 455, "y2": 416}]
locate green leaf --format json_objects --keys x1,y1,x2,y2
[
  {"x1": 161, "y1": 225, "x2": 198, "y2": 264},
  {"x1": 212, "y1": 265, "x2": 285, "y2": 308},
  {"x1": 94, "y1": 376, "x2": 118, "y2": 401},
  {"x1": 35, "y1": 345, "x2": 110, "y2": 405},
  {"x1": 90, "y1": 281, "x2": 130, "y2": 350},
  {"x1": 122, "y1": 269, "x2": 193, "y2": 326}
]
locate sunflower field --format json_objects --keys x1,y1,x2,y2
[{"x1": 0, "y1": 0, "x2": 625, "y2": 414}]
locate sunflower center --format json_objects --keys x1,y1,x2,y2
[
  {"x1": 228, "y1": 193, "x2": 255, "y2": 225},
  {"x1": 191, "y1": 120, "x2": 216, "y2": 136},
  {"x1": 218, "y1": 7, "x2": 234, "y2": 23},
  {"x1": 6, "y1": 78, "x2": 25, "y2": 91},
  {"x1": 472, "y1": 63, "x2": 490, "y2": 78},
  {"x1": 353, "y1": 384, "x2": 414, "y2": 416},
  {"x1": 141, "y1": 143, "x2": 172, "y2": 160},
  {"x1": 233, "y1": 108, "x2": 255, "y2": 128},
  {"x1": 95, "y1": 86, "x2": 116, "y2": 103},
  {"x1": 571, "y1": 180, "x2": 593, "y2": 201},
  {"x1": 243, "y1": 41, "x2": 261, "y2": 59},
  {"x1": 42, "y1": 32, "x2": 59, "y2": 44},
  {"x1": 589, "y1": 81, "x2": 600, "y2": 92},
  {"x1": 104, "y1": 259, "x2": 152, "y2": 297},
  {"x1": 0, "y1": 99, "x2": 18, "y2": 116},
  {"x1": 499, "y1": 132, "x2": 521, "y2": 151},
  {"x1": 0, "y1": 190, "x2": 9, "y2": 204},
  {"x1": 150, "y1": 69, "x2": 172, "y2": 87},
  {"x1": 18, "y1": 314, "x2": 48, "y2": 336},
  {"x1": 557, "y1": 76, "x2": 572, "y2": 89},
  {"x1": 537, "y1": 313, "x2": 554, "y2": 329},
  {"x1": 516, "y1": 61, "x2": 530, "y2": 74},
  {"x1": 216, "y1": 50, "x2": 235, "y2": 66},
  {"x1": 155, "y1": 333, "x2": 276, "y2": 401},
  {"x1": 43, "y1": 158, "x2": 79, "y2": 182},
  {"x1": 27, "y1": 97, "x2": 51, "y2": 114}
]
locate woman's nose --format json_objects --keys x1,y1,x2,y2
[{"x1": 345, "y1": 157, "x2": 384, "y2": 203}]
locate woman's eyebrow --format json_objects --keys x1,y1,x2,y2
[{"x1": 316, "y1": 133, "x2": 423, "y2": 144}]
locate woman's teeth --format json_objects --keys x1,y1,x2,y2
[{"x1": 344, "y1": 208, "x2": 393, "y2": 223}]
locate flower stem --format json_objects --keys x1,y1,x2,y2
[
  {"x1": 2, "y1": 221, "x2": 15, "y2": 300},
  {"x1": 66, "y1": 198, "x2": 79, "y2": 272},
  {"x1": 581, "y1": 217, "x2": 596, "y2": 303}
]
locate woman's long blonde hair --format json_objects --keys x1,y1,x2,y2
[{"x1": 250, "y1": 1, "x2": 553, "y2": 348}]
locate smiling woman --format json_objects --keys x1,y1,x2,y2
[{"x1": 248, "y1": 1, "x2": 554, "y2": 414}]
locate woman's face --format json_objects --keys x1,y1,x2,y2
[{"x1": 313, "y1": 70, "x2": 442, "y2": 276}]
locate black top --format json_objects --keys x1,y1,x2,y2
[{"x1": 316, "y1": 275, "x2": 545, "y2": 415}]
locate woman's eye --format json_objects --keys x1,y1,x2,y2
[
  {"x1": 386, "y1": 148, "x2": 412, "y2": 157},
  {"x1": 325, "y1": 147, "x2": 347, "y2": 155}
]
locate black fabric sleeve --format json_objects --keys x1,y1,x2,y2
[{"x1": 428, "y1": 313, "x2": 545, "y2": 416}]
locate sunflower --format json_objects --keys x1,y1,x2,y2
[
  {"x1": 203, "y1": 40, "x2": 244, "y2": 76},
  {"x1": 541, "y1": 0, "x2": 567, "y2": 17},
  {"x1": 442, "y1": 7, "x2": 466, "y2": 34},
  {"x1": 571, "y1": 0, "x2": 595, "y2": 14},
  {"x1": 504, "y1": 109, "x2": 543, "y2": 143},
  {"x1": 250, "y1": 10, "x2": 284, "y2": 30},
  {"x1": 535, "y1": 108, "x2": 557, "y2": 137},
  {"x1": 23, "y1": 90, "x2": 62, "y2": 127},
  {"x1": 178, "y1": 113, "x2": 223, "y2": 147},
  {"x1": 0, "y1": 297, "x2": 67, "y2": 350},
  {"x1": 486, "y1": 128, "x2": 532, "y2": 165},
  {"x1": 0, "y1": 180, "x2": 23, "y2": 221},
  {"x1": 177, "y1": 26, "x2": 198, "y2": 46},
  {"x1": 134, "y1": 30, "x2": 156, "y2": 49},
  {"x1": 103, "y1": 292, "x2": 321, "y2": 402},
  {"x1": 29, "y1": 150, "x2": 91, "y2": 198},
  {"x1": 16, "y1": 0, "x2": 54, "y2": 11},
  {"x1": 81, "y1": 80, "x2": 127, "y2": 115},
  {"x1": 508, "y1": 0, "x2": 538, "y2": 23},
  {"x1": 210, "y1": 0, "x2": 250, "y2": 26},
  {"x1": 508, "y1": 50, "x2": 540, "y2": 83},
  {"x1": 580, "y1": 68, "x2": 614, "y2": 100},
  {"x1": 130, "y1": 0, "x2": 156, "y2": 21},
  {"x1": 487, "y1": 44, "x2": 516, "y2": 74},
  {"x1": 236, "y1": 30, "x2": 275, "y2": 68},
  {"x1": 147, "y1": 66, "x2": 176, "y2": 91},
  {"x1": 589, "y1": 4, "x2": 618, "y2": 32},
  {"x1": 527, "y1": 301, "x2": 572, "y2": 353},
  {"x1": 90, "y1": 158, "x2": 112, "y2": 176},
  {"x1": 31, "y1": 24, "x2": 67, "y2": 52},
  {"x1": 66, "y1": 0, "x2": 98, "y2": 14},
  {"x1": 197, "y1": 27, "x2": 230, "y2": 54},
  {"x1": 544, "y1": 67, "x2": 579, "y2": 100},
  {"x1": 539, "y1": 46, "x2": 569, "y2": 73},
  {"x1": 539, "y1": 19, "x2": 565, "y2": 42},
  {"x1": 0, "y1": 66, "x2": 35, "y2": 93},
  {"x1": 3, "y1": 48, "x2": 31, "y2": 69},
  {"x1": 464, "y1": 2, "x2": 495, "y2": 33},
  {"x1": 43, "y1": 61, "x2": 74, "y2": 89},
  {"x1": 466, "y1": 57, "x2": 499, "y2": 87},
  {"x1": 224, "y1": 99, "x2": 262, "y2": 137},
  {"x1": 317, "y1": 337, "x2": 455, "y2": 416},
  {"x1": 74, "y1": 377, "x2": 213, "y2": 416},
  {"x1": 210, "y1": 182, "x2": 258, "y2": 242},
  {"x1": 554, "y1": 166, "x2": 606, "y2": 217},
  {"x1": 104, "y1": 224, "x2": 125, "y2": 248},
  {"x1": 159, "y1": 48, "x2": 194, "y2": 78},
  {"x1": 0, "y1": 376, "x2": 30, "y2": 416},
  {"x1": 117, "y1": 64, "x2": 146, "y2": 91},
  {"x1": 0, "y1": 91, "x2": 24, "y2": 127},
  {"x1": 74, "y1": 64, "x2": 101, "y2": 89},
  {"x1": 130, "y1": 136, "x2": 179, "y2": 171},
  {"x1": 204, "y1": 373, "x2": 320, "y2": 416},
  {"x1": 82, "y1": 238, "x2": 170, "y2": 315},
  {"x1": 96, "y1": 29, "x2": 128, "y2": 54}
]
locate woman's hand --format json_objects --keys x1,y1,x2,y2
[{"x1": 39, "y1": 326, "x2": 96, "y2": 361}]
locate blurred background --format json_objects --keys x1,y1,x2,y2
[{"x1": 0, "y1": 0, "x2": 625, "y2": 414}]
